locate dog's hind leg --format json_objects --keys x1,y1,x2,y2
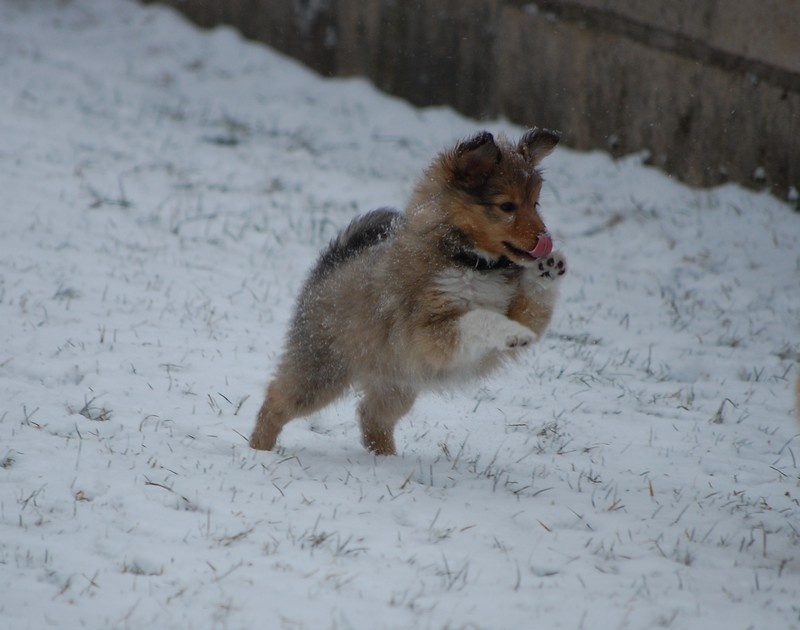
[
  {"x1": 358, "y1": 386, "x2": 416, "y2": 456},
  {"x1": 249, "y1": 370, "x2": 348, "y2": 451}
]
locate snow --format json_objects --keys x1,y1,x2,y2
[{"x1": 1, "y1": 1, "x2": 799, "y2": 628}]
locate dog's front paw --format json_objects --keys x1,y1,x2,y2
[
  {"x1": 536, "y1": 251, "x2": 567, "y2": 280},
  {"x1": 481, "y1": 314, "x2": 538, "y2": 351},
  {"x1": 504, "y1": 330, "x2": 536, "y2": 349},
  {"x1": 456, "y1": 309, "x2": 538, "y2": 365}
]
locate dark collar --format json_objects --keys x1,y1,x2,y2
[
  {"x1": 441, "y1": 228, "x2": 522, "y2": 272},
  {"x1": 450, "y1": 249, "x2": 521, "y2": 271}
]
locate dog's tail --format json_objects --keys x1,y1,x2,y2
[{"x1": 311, "y1": 208, "x2": 403, "y2": 281}]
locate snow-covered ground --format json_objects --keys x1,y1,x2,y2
[{"x1": 1, "y1": 1, "x2": 799, "y2": 628}]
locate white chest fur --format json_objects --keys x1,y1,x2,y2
[{"x1": 434, "y1": 267, "x2": 517, "y2": 312}]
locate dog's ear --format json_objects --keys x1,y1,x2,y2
[
  {"x1": 452, "y1": 131, "x2": 501, "y2": 188},
  {"x1": 518, "y1": 128, "x2": 560, "y2": 165}
]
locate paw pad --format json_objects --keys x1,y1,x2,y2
[{"x1": 537, "y1": 254, "x2": 566, "y2": 279}]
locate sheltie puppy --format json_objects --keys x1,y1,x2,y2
[{"x1": 250, "y1": 129, "x2": 566, "y2": 455}]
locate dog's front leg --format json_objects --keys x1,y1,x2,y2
[
  {"x1": 453, "y1": 308, "x2": 537, "y2": 366},
  {"x1": 507, "y1": 251, "x2": 567, "y2": 338}
]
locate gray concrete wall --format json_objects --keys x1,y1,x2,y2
[{"x1": 144, "y1": 0, "x2": 800, "y2": 202}]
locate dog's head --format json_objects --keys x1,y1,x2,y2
[{"x1": 415, "y1": 129, "x2": 560, "y2": 266}]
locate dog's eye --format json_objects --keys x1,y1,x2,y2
[{"x1": 498, "y1": 201, "x2": 517, "y2": 213}]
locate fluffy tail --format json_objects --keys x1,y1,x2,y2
[{"x1": 311, "y1": 208, "x2": 403, "y2": 281}]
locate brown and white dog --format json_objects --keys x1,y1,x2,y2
[{"x1": 250, "y1": 129, "x2": 566, "y2": 455}]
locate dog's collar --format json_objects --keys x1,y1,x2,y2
[
  {"x1": 449, "y1": 248, "x2": 521, "y2": 271},
  {"x1": 441, "y1": 229, "x2": 522, "y2": 271}
]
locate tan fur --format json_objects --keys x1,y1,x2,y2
[
  {"x1": 250, "y1": 129, "x2": 566, "y2": 455},
  {"x1": 507, "y1": 291, "x2": 556, "y2": 339}
]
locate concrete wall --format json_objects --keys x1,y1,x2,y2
[{"x1": 144, "y1": 0, "x2": 800, "y2": 202}]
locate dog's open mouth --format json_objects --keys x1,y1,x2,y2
[{"x1": 504, "y1": 233, "x2": 553, "y2": 260}]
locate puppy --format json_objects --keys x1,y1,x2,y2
[{"x1": 250, "y1": 129, "x2": 566, "y2": 455}]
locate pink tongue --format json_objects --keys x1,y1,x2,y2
[{"x1": 528, "y1": 234, "x2": 553, "y2": 258}]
